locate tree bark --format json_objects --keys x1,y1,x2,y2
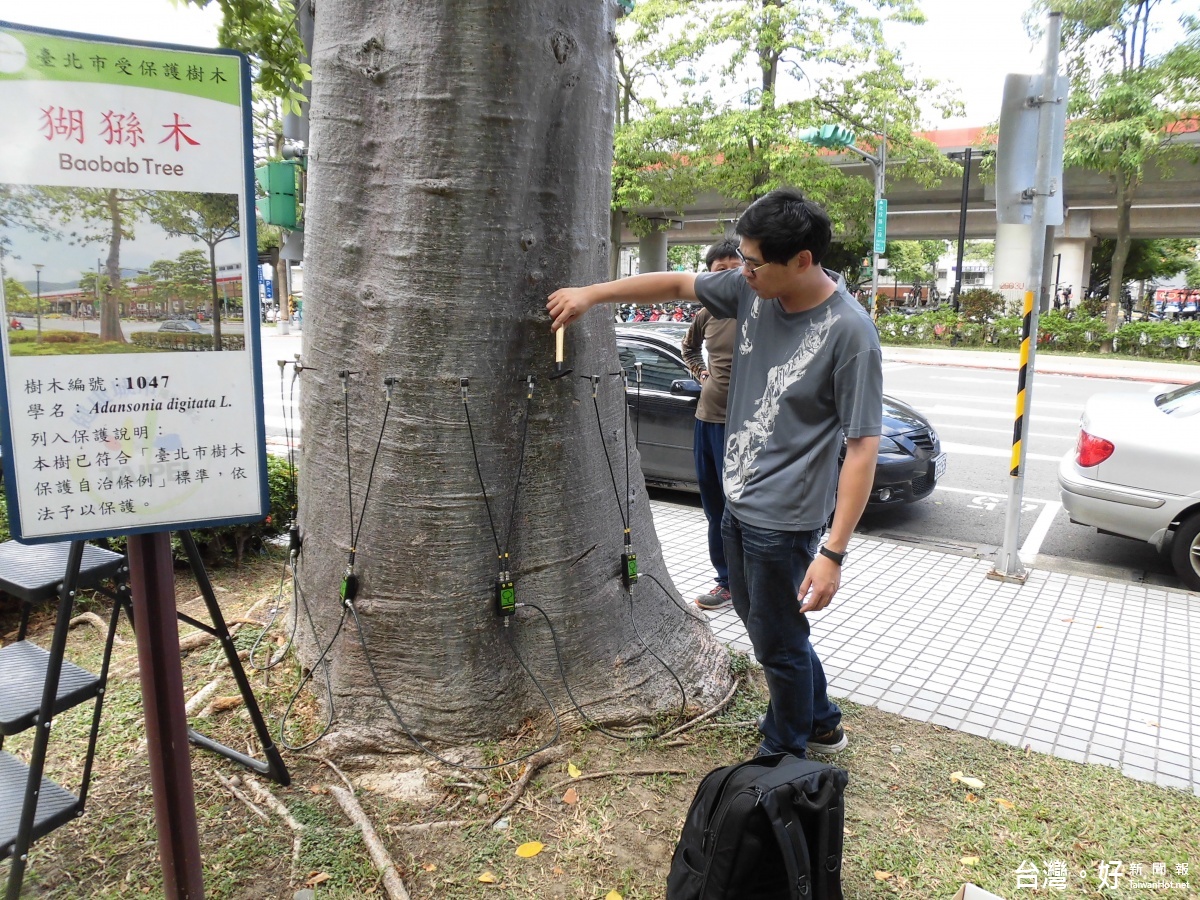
[
  {"x1": 297, "y1": 0, "x2": 731, "y2": 745},
  {"x1": 1105, "y1": 177, "x2": 1134, "y2": 333}
]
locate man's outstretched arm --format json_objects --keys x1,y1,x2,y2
[{"x1": 547, "y1": 272, "x2": 699, "y2": 331}]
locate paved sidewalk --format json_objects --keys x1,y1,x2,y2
[
  {"x1": 651, "y1": 499, "x2": 1200, "y2": 797},
  {"x1": 882, "y1": 346, "x2": 1199, "y2": 385}
]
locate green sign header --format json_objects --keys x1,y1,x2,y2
[{"x1": 0, "y1": 25, "x2": 241, "y2": 105}]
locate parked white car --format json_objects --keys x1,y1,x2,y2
[{"x1": 1058, "y1": 381, "x2": 1200, "y2": 591}]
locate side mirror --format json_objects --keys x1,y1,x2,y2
[{"x1": 670, "y1": 378, "x2": 702, "y2": 398}]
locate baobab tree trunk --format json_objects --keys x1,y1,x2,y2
[{"x1": 297, "y1": 0, "x2": 731, "y2": 747}]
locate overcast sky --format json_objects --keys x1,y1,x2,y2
[{"x1": 1, "y1": 0, "x2": 1057, "y2": 126}]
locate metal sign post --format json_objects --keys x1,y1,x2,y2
[
  {"x1": 992, "y1": 12, "x2": 1066, "y2": 581},
  {"x1": 0, "y1": 22, "x2": 267, "y2": 896}
]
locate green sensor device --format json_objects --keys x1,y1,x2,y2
[
  {"x1": 495, "y1": 576, "x2": 516, "y2": 617},
  {"x1": 340, "y1": 572, "x2": 359, "y2": 604},
  {"x1": 622, "y1": 549, "x2": 638, "y2": 589}
]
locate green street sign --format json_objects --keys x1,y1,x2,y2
[{"x1": 873, "y1": 198, "x2": 888, "y2": 255}]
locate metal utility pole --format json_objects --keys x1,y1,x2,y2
[
  {"x1": 993, "y1": 12, "x2": 1064, "y2": 581},
  {"x1": 800, "y1": 114, "x2": 887, "y2": 313},
  {"x1": 952, "y1": 147, "x2": 972, "y2": 310},
  {"x1": 869, "y1": 130, "x2": 887, "y2": 316}
]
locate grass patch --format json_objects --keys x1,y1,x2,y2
[
  {"x1": 7, "y1": 331, "x2": 157, "y2": 356},
  {"x1": 1, "y1": 552, "x2": 1195, "y2": 898}
]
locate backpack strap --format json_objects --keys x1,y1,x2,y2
[{"x1": 759, "y1": 787, "x2": 812, "y2": 899}]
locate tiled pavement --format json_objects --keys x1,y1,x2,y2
[{"x1": 650, "y1": 498, "x2": 1200, "y2": 797}]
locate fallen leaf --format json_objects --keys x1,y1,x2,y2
[
  {"x1": 516, "y1": 841, "x2": 544, "y2": 858},
  {"x1": 568, "y1": 762, "x2": 582, "y2": 778},
  {"x1": 964, "y1": 793, "x2": 980, "y2": 803},
  {"x1": 421, "y1": 863, "x2": 437, "y2": 872},
  {"x1": 961, "y1": 857, "x2": 980, "y2": 866},
  {"x1": 993, "y1": 798, "x2": 1015, "y2": 810},
  {"x1": 562, "y1": 787, "x2": 579, "y2": 805},
  {"x1": 874, "y1": 871, "x2": 893, "y2": 882},
  {"x1": 1062, "y1": 617, "x2": 1074, "y2": 623},
  {"x1": 606, "y1": 892, "x2": 623, "y2": 900},
  {"x1": 478, "y1": 871, "x2": 497, "y2": 884},
  {"x1": 1147, "y1": 720, "x2": 1159, "y2": 728},
  {"x1": 306, "y1": 873, "x2": 331, "y2": 886},
  {"x1": 552, "y1": 866, "x2": 564, "y2": 875},
  {"x1": 950, "y1": 772, "x2": 985, "y2": 790}
]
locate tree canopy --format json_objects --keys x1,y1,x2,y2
[
  {"x1": 1027, "y1": 0, "x2": 1200, "y2": 329},
  {"x1": 613, "y1": 0, "x2": 962, "y2": 242},
  {"x1": 1089, "y1": 237, "x2": 1200, "y2": 295}
]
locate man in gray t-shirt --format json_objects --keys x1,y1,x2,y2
[{"x1": 547, "y1": 189, "x2": 882, "y2": 759}]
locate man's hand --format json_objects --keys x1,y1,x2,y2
[
  {"x1": 547, "y1": 287, "x2": 595, "y2": 331},
  {"x1": 798, "y1": 553, "x2": 841, "y2": 614}
]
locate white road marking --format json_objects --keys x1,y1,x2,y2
[
  {"x1": 934, "y1": 484, "x2": 1057, "y2": 504},
  {"x1": 938, "y1": 440, "x2": 1062, "y2": 463},
  {"x1": 924, "y1": 404, "x2": 1080, "y2": 424},
  {"x1": 930, "y1": 375, "x2": 1060, "y2": 388},
  {"x1": 1020, "y1": 500, "x2": 1063, "y2": 564},
  {"x1": 933, "y1": 422, "x2": 1077, "y2": 441},
  {"x1": 894, "y1": 391, "x2": 1085, "y2": 411}
]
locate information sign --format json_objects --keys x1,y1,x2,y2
[
  {"x1": 873, "y1": 198, "x2": 887, "y2": 255},
  {"x1": 0, "y1": 22, "x2": 268, "y2": 542}
]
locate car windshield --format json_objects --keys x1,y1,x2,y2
[{"x1": 1155, "y1": 381, "x2": 1200, "y2": 417}]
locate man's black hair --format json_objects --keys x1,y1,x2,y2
[
  {"x1": 735, "y1": 188, "x2": 832, "y2": 266},
  {"x1": 705, "y1": 238, "x2": 741, "y2": 270}
]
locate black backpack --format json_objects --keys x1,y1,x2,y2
[{"x1": 666, "y1": 753, "x2": 848, "y2": 900}]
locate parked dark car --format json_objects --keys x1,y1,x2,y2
[
  {"x1": 615, "y1": 324, "x2": 946, "y2": 508},
  {"x1": 158, "y1": 319, "x2": 204, "y2": 333}
]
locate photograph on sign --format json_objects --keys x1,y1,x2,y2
[
  {"x1": 0, "y1": 21, "x2": 268, "y2": 542},
  {"x1": 1, "y1": 185, "x2": 245, "y2": 354}
]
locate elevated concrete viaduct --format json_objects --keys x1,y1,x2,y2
[{"x1": 625, "y1": 127, "x2": 1200, "y2": 298}]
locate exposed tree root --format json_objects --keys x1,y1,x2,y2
[
  {"x1": 244, "y1": 776, "x2": 305, "y2": 883},
  {"x1": 69, "y1": 611, "x2": 125, "y2": 643},
  {"x1": 184, "y1": 676, "x2": 224, "y2": 716},
  {"x1": 487, "y1": 745, "x2": 566, "y2": 827},
  {"x1": 215, "y1": 773, "x2": 268, "y2": 822},
  {"x1": 542, "y1": 767, "x2": 689, "y2": 795},
  {"x1": 329, "y1": 784, "x2": 411, "y2": 900},
  {"x1": 388, "y1": 819, "x2": 471, "y2": 834},
  {"x1": 656, "y1": 677, "x2": 741, "y2": 739}
]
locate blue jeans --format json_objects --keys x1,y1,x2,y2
[
  {"x1": 694, "y1": 419, "x2": 728, "y2": 588},
  {"x1": 721, "y1": 509, "x2": 841, "y2": 757}
]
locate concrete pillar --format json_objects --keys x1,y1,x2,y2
[
  {"x1": 1050, "y1": 237, "x2": 1092, "y2": 304},
  {"x1": 639, "y1": 229, "x2": 668, "y2": 273},
  {"x1": 1050, "y1": 210, "x2": 1095, "y2": 305}
]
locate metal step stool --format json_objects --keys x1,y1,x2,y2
[{"x1": 0, "y1": 540, "x2": 127, "y2": 900}]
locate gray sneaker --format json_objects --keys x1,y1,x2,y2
[
  {"x1": 694, "y1": 585, "x2": 732, "y2": 610},
  {"x1": 807, "y1": 725, "x2": 848, "y2": 755}
]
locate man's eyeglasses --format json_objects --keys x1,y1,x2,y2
[{"x1": 735, "y1": 249, "x2": 770, "y2": 273}]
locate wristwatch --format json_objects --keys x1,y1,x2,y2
[{"x1": 818, "y1": 546, "x2": 845, "y2": 566}]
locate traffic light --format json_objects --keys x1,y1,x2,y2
[
  {"x1": 799, "y1": 123, "x2": 857, "y2": 150},
  {"x1": 617, "y1": 0, "x2": 635, "y2": 15},
  {"x1": 254, "y1": 161, "x2": 299, "y2": 229}
]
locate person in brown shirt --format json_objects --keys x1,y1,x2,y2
[{"x1": 680, "y1": 240, "x2": 741, "y2": 609}]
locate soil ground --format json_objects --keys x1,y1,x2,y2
[{"x1": 2, "y1": 549, "x2": 1196, "y2": 899}]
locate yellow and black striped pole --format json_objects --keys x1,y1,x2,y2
[
  {"x1": 993, "y1": 10, "x2": 1064, "y2": 581},
  {"x1": 1009, "y1": 288, "x2": 1035, "y2": 477}
]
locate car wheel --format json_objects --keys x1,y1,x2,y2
[{"x1": 1169, "y1": 511, "x2": 1200, "y2": 592}]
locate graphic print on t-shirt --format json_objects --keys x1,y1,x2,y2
[
  {"x1": 724, "y1": 307, "x2": 839, "y2": 500},
  {"x1": 738, "y1": 296, "x2": 761, "y2": 356}
]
